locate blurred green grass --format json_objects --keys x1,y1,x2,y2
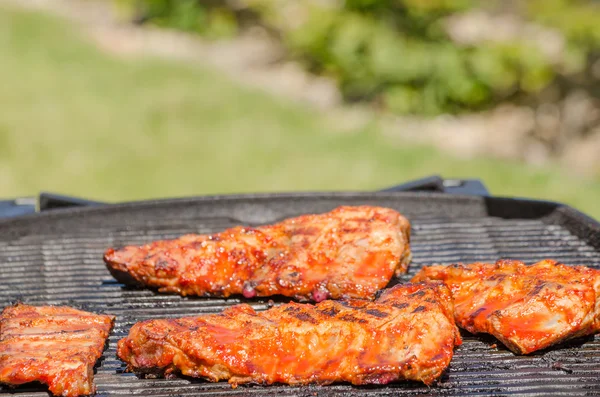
[{"x1": 0, "y1": 5, "x2": 599, "y2": 220}]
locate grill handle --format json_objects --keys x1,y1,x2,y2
[
  {"x1": 39, "y1": 192, "x2": 107, "y2": 211},
  {"x1": 380, "y1": 175, "x2": 489, "y2": 196},
  {"x1": 0, "y1": 198, "x2": 38, "y2": 218}
]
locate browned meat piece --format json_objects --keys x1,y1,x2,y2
[
  {"x1": 117, "y1": 282, "x2": 461, "y2": 387},
  {"x1": 104, "y1": 205, "x2": 412, "y2": 302},
  {"x1": 412, "y1": 259, "x2": 600, "y2": 354},
  {"x1": 0, "y1": 304, "x2": 114, "y2": 397}
]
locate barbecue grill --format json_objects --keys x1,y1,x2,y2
[{"x1": 1, "y1": 176, "x2": 599, "y2": 396}]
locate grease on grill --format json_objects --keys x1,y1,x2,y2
[{"x1": 551, "y1": 361, "x2": 573, "y2": 374}]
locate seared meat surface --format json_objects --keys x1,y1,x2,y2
[
  {"x1": 105, "y1": 206, "x2": 411, "y2": 302},
  {"x1": 412, "y1": 259, "x2": 600, "y2": 354},
  {"x1": 117, "y1": 282, "x2": 461, "y2": 387},
  {"x1": 0, "y1": 304, "x2": 114, "y2": 397}
]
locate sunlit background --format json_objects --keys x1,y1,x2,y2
[{"x1": 0, "y1": 0, "x2": 599, "y2": 219}]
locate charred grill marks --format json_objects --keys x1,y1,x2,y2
[
  {"x1": 103, "y1": 206, "x2": 412, "y2": 302},
  {"x1": 291, "y1": 311, "x2": 318, "y2": 324},
  {"x1": 319, "y1": 307, "x2": 340, "y2": 317},
  {"x1": 0, "y1": 304, "x2": 114, "y2": 397},
  {"x1": 365, "y1": 309, "x2": 389, "y2": 318},
  {"x1": 413, "y1": 259, "x2": 600, "y2": 354},
  {"x1": 117, "y1": 283, "x2": 461, "y2": 387},
  {"x1": 340, "y1": 314, "x2": 368, "y2": 324}
]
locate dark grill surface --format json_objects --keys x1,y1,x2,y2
[{"x1": 0, "y1": 193, "x2": 599, "y2": 396}]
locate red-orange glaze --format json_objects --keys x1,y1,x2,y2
[
  {"x1": 0, "y1": 304, "x2": 114, "y2": 396},
  {"x1": 104, "y1": 206, "x2": 412, "y2": 301},
  {"x1": 412, "y1": 259, "x2": 600, "y2": 354},
  {"x1": 117, "y1": 282, "x2": 461, "y2": 387}
]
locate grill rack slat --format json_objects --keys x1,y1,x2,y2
[{"x1": 1, "y1": 193, "x2": 599, "y2": 396}]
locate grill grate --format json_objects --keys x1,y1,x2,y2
[{"x1": 0, "y1": 193, "x2": 599, "y2": 396}]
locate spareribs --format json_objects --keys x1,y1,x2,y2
[
  {"x1": 117, "y1": 282, "x2": 461, "y2": 387},
  {"x1": 105, "y1": 205, "x2": 411, "y2": 302},
  {"x1": 0, "y1": 304, "x2": 114, "y2": 396},
  {"x1": 412, "y1": 259, "x2": 600, "y2": 354}
]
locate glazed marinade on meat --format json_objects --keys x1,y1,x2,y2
[
  {"x1": 0, "y1": 304, "x2": 114, "y2": 397},
  {"x1": 412, "y1": 259, "x2": 600, "y2": 354},
  {"x1": 104, "y1": 205, "x2": 412, "y2": 302},
  {"x1": 117, "y1": 282, "x2": 461, "y2": 387}
]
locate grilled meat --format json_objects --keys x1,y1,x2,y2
[
  {"x1": 104, "y1": 206, "x2": 411, "y2": 302},
  {"x1": 412, "y1": 259, "x2": 600, "y2": 354},
  {"x1": 0, "y1": 304, "x2": 114, "y2": 397},
  {"x1": 117, "y1": 282, "x2": 461, "y2": 387}
]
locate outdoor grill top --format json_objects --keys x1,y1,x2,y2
[{"x1": 0, "y1": 191, "x2": 599, "y2": 396}]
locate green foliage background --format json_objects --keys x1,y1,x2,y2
[
  {"x1": 2, "y1": 4, "x2": 599, "y2": 219},
  {"x1": 114, "y1": 0, "x2": 600, "y2": 115}
]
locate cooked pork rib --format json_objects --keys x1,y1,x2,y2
[
  {"x1": 117, "y1": 282, "x2": 461, "y2": 387},
  {"x1": 412, "y1": 259, "x2": 600, "y2": 354},
  {"x1": 0, "y1": 304, "x2": 114, "y2": 397},
  {"x1": 104, "y1": 206, "x2": 411, "y2": 302}
]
